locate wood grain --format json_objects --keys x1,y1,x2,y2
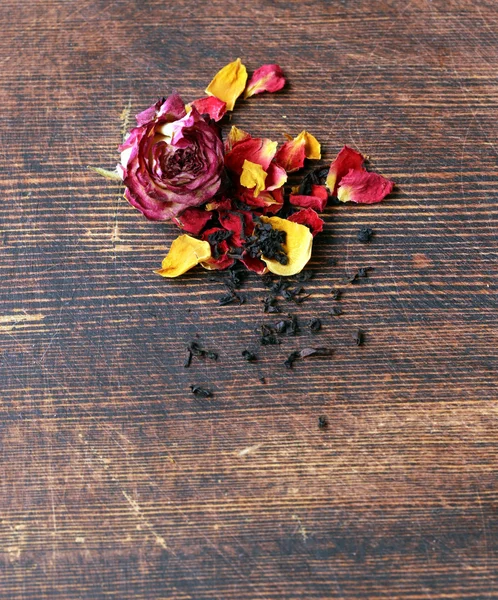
[{"x1": 0, "y1": 0, "x2": 497, "y2": 598}]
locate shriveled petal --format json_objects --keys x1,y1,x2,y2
[
  {"x1": 205, "y1": 58, "x2": 248, "y2": 111},
  {"x1": 135, "y1": 94, "x2": 186, "y2": 126},
  {"x1": 240, "y1": 160, "x2": 267, "y2": 197},
  {"x1": 288, "y1": 208, "x2": 324, "y2": 237},
  {"x1": 225, "y1": 137, "x2": 278, "y2": 174},
  {"x1": 172, "y1": 207, "x2": 212, "y2": 235},
  {"x1": 243, "y1": 64, "x2": 286, "y2": 98},
  {"x1": 337, "y1": 169, "x2": 394, "y2": 204},
  {"x1": 274, "y1": 130, "x2": 321, "y2": 172},
  {"x1": 259, "y1": 216, "x2": 313, "y2": 276},
  {"x1": 326, "y1": 145, "x2": 364, "y2": 195},
  {"x1": 190, "y1": 96, "x2": 227, "y2": 121},
  {"x1": 155, "y1": 235, "x2": 211, "y2": 278}
]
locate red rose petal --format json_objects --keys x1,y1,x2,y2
[
  {"x1": 337, "y1": 169, "x2": 394, "y2": 204},
  {"x1": 288, "y1": 208, "x2": 324, "y2": 237},
  {"x1": 289, "y1": 192, "x2": 328, "y2": 212},
  {"x1": 172, "y1": 207, "x2": 212, "y2": 235},
  {"x1": 225, "y1": 137, "x2": 277, "y2": 174},
  {"x1": 244, "y1": 64, "x2": 286, "y2": 98},
  {"x1": 326, "y1": 145, "x2": 364, "y2": 196},
  {"x1": 240, "y1": 252, "x2": 268, "y2": 275},
  {"x1": 191, "y1": 96, "x2": 227, "y2": 122}
]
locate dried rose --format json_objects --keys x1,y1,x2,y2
[{"x1": 118, "y1": 94, "x2": 224, "y2": 221}]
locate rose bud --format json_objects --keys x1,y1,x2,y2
[{"x1": 117, "y1": 94, "x2": 225, "y2": 221}]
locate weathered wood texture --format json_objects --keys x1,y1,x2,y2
[{"x1": 1, "y1": 0, "x2": 497, "y2": 598}]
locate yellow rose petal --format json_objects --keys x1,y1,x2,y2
[
  {"x1": 155, "y1": 234, "x2": 211, "y2": 278},
  {"x1": 259, "y1": 216, "x2": 313, "y2": 276},
  {"x1": 295, "y1": 130, "x2": 321, "y2": 160},
  {"x1": 205, "y1": 58, "x2": 248, "y2": 111},
  {"x1": 240, "y1": 159, "x2": 267, "y2": 197}
]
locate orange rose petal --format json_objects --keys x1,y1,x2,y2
[
  {"x1": 274, "y1": 130, "x2": 321, "y2": 172},
  {"x1": 240, "y1": 160, "x2": 267, "y2": 197},
  {"x1": 259, "y1": 216, "x2": 313, "y2": 276},
  {"x1": 224, "y1": 125, "x2": 252, "y2": 152},
  {"x1": 155, "y1": 234, "x2": 211, "y2": 278},
  {"x1": 243, "y1": 64, "x2": 286, "y2": 99},
  {"x1": 225, "y1": 137, "x2": 278, "y2": 174},
  {"x1": 205, "y1": 58, "x2": 248, "y2": 111}
]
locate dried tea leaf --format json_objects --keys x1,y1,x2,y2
[{"x1": 259, "y1": 216, "x2": 313, "y2": 277}]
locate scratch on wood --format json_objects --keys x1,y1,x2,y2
[
  {"x1": 120, "y1": 99, "x2": 132, "y2": 140},
  {"x1": 238, "y1": 443, "x2": 263, "y2": 457}
]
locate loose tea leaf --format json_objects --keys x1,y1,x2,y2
[
  {"x1": 242, "y1": 350, "x2": 258, "y2": 362},
  {"x1": 188, "y1": 342, "x2": 218, "y2": 361},
  {"x1": 357, "y1": 226, "x2": 374, "y2": 243},
  {"x1": 354, "y1": 329, "x2": 365, "y2": 346},
  {"x1": 190, "y1": 385, "x2": 212, "y2": 398},
  {"x1": 308, "y1": 318, "x2": 321, "y2": 333},
  {"x1": 284, "y1": 346, "x2": 333, "y2": 368}
]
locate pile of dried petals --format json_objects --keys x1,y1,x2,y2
[{"x1": 95, "y1": 59, "x2": 394, "y2": 277}]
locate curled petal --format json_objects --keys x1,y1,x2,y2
[
  {"x1": 224, "y1": 125, "x2": 251, "y2": 153},
  {"x1": 337, "y1": 169, "x2": 394, "y2": 204},
  {"x1": 205, "y1": 58, "x2": 248, "y2": 111},
  {"x1": 225, "y1": 137, "x2": 278, "y2": 174},
  {"x1": 236, "y1": 187, "x2": 283, "y2": 213},
  {"x1": 326, "y1": 145, "x2": 364, "y2": 195},
  {"x1": 274, "y1": 131, "x2": 321, "y2": 172},
  {"x1": 240, "y1": 252, "x2": 268, "y2": 275},
  {"x1": 265, "y1": 162, "x2": 287, "y2": 191},
  {"x1": 155, "y1": 235, "x2": 211, "y2": 278},
  {"x1": 240, "y1": 160, "x2": 267, "y2": 197},
  {"x1": 172, "y1": 207, "x2": 212, "y2": 235},
  {"x1": 135, "y1": 94, "x2": 186, "y2": 126},
  {"x1": 289, "y1": 184, "x2": 328, "y2": 212},
  {"x1": 288, "y1": 208, "x2": 324, "y2": 237},
  {"x1": 190, "y1": 96, "x2": 227, "y2": 121},
  {"x1": 244, "y1": 64, "x2": 286, "y2": 98},
  {"x1": 259, "y1": 216, "x2": 313, "y2": 276}
]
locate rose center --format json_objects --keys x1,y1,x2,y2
[{"x1": 160, "y1": 146, "x2": 203, "y2": 179}]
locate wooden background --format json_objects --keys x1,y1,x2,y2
[{"x1": 1, "y1": 0, "x2": 497, "y2": 598}]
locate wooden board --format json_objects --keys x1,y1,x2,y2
[{"x1": 0, "y1": 1, "x2": 497, "y2": 598}]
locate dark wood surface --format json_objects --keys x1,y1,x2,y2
[{"x1": 1, "y1": 1, "x2": 497, "y2": 598}]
